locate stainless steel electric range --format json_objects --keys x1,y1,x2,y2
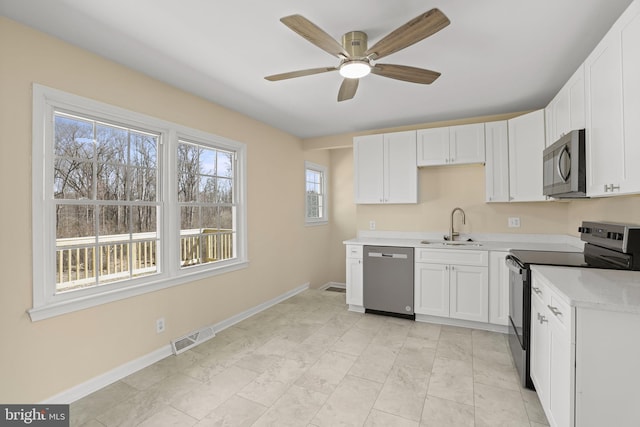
[{"x1": 506, "y1": 221, "x2": 640, "y2": 390}]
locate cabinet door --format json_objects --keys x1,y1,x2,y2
[
  {"x1": 530, "y1": 293, "x2": 550, "y2": 409},
  {"x1": 568, "y1": 64, "x2": 586, "y2": 132},
  {"x1": 508, "y1": 110, "x2": 547, "y2": 202},
  {"x1": 488, "y1": 251, "x2": 510, "y2": 325},
  {"x1": 484, "y1": 121, "x2": 510, "y2": 202},
  {"x1": 585, "y1": 28, "x2": 624, "y2": 197},
  {"x1": 354, "y1": 134, "x2": 384, "y2": 203},
  {"x1": 545, "y1": 104, "x2": 555, "y2": 148},
  {"x1": 449, "y1": 265, "x2": 488, "y2": 322},
  {"x1": 548, "y1": 313, "x2": 572, "y2": 427},
  {"x1": 345, "y1": 257, "x2": 363, "y2": 306},
  {"x1": 622, "y1": 4, "x2": 640, "y2": 194},
  {"x1": 384, "y1": 131, "x2": 418, "y2": 203},
  {"x1": 554, "y1": 89, "x2": 570, "y2": 140},
  {"x1": 417, "y1": 127, "x2": 450, "y2": 166},
  {"x1": 415, "y1": 263, "x2": 449, "y2": 317},
  {"x1": 450, "y1": 123, "x2": 485, "y2": 165}
]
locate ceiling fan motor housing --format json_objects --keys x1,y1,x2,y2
[{"x1": 342, "y1": 31, "x2": 368, "y2": 58}]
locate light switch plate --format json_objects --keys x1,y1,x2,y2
[{"x1": 508, "y1": 217, "x2": 521, "y2": 228}]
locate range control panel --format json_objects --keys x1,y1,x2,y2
[{"x1": 580, "y1": 221, "x2": 640, "y2": 254}]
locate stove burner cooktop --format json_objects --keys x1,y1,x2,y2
[{"x1": 508, "y1": 250, "x2": 589, "y2": 268}]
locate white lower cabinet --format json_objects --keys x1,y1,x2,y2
[
  {"x1": 415, "y1": 249, "x2": 488, "y2": 322},
  {"x1": 530, "y1": 272, "x2": 574, "y2": 427},
  {"x1": 345, "y1": 245, "x2": 363, "y2": 308},
  {"x1": 449, "y1": 264, "x2": 489, "y2": 322},
  {"x1": 530, "y1": 269, "x2": 640, "y2": 427},
  {"x1": 488, "y1": 251, "x2": 510, "y2": 325},
  {"x1": 415, "y1": 263, "x2": 449, "y2": 317}
]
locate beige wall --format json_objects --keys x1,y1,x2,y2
[{"x1": 0, "y1": 17, "x2": 332, "y2": 402}]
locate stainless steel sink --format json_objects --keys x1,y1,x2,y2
[{"x1": 420, "y1": 240, "x2": 482, "y2": 247}]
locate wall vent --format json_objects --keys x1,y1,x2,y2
[{"x1": 171, "y1": 326, "x2": 215, "y2": 355}]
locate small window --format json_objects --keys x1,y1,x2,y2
[{"x1": 305, "y1": 161, "x2": 328, "y2": 225}]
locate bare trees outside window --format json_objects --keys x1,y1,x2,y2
[
  {"x1": 32, "y1": 85, "x2": 247, "y2": 320},
  {"x1": 177, "y1": 140, "x2": 235, "y2": 267},
  {"x1": 54, "y1": 112, "x2": 159, "y2": 292}
]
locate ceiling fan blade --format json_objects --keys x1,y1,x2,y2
[
  {"x1": 338, "y1": 78, "x2": 359, "y2": 102},
  {"x1": 281, "y1": 15, "x2": 350, "y2": 58},
  {"x1": 371, "y1": 64, "x2": 441, "y2": 84},
  {"x1": 365, "y1": 8, "x2": 450, "y2": 60},
  {"x1": 265, "y1": 67, "x2": 337, "y2": 81}
]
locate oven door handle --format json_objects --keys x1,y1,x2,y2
[{"x1": 505, "y1": 256, "x2": 524, "y2": 275}]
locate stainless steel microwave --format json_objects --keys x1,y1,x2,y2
[{"x1": 543, "y1": 129, "x2": 587, "y2": 198}]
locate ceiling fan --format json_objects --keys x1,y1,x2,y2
[{"x1": 265, "y1": 8, "x2": 450, "y2": 102}]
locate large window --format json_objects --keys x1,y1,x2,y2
[
  {"x1": 31, "y1": 85, "x2": 247, "y2": 321},
  {"x1": 304, "y1": 161, "x2": 328, "y2": 225},
  {"x1": 53, "y1": 112, "x2": 160, "y2": 292}
]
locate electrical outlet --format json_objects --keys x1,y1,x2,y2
[
  {"x1": 508, "y1": 217, "x2": 521, "y2": 228},
  {"x1": 156, "y1": 317, "x2": 165, "y2": 334},
  {"x1": 369, "y1": 220, "x2": 376, "y2": 230}
]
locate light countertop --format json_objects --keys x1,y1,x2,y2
[
  {"x1": 532, "y1": 265, "x2": 640, "y2": 314},
  {"x1": 344, "y1": 232, "x2": 582, "y2": 253}
]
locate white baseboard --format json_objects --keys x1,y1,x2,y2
[
  {"x1": 415, "y1": 314, "x2": 509, "y2": 334},
  {"x1": 44, "y1": 345, "x2": 173, "y2": 404},
  {"x1": 318, "y1": 281, "x2": 345, "y2": 290},
  {"x1": 42, "y1": 282, "x2": 310, "y2": 404},
  {"x1": 210, "y1": 282, "x2": 309, "y2": 333}
]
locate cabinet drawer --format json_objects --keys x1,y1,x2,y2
[
  {"x1": 415, "y1": 249, "x2": 488, "y2": 266},
  {"x1": 548, "y1": 292, "x2": 571, "y2": 330},
  {"x1": 346, "y1": 245, "x2": 363, "y2": 258},
  {"x1": 531, "y1": 280, "x2": 550, "y2": 306}
]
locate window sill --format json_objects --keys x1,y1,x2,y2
[
  {"x1": 28, "y1": 260, "x2": 249, "y2": 322},
  {"x1": 305, "y1": 220, "x2": 329, "y2": 227}
]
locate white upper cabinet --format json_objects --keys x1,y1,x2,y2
[
  {"x1": 508, "y1": 110, "x2": 547, "y2": 202},
  {"x1": 621, "y1": 2, "x2": 640, "y2": 195},
  {"x1": 546, "y1": 65, "x2": 585, "y2": 147},
  {"x1": 353, "y1": 131, "x2": 418, "y2": 204},
  {"x1": 484, "y1": 121, "x2": 510, "y2": 203},
  {"x1": 417, "y1": 123, "x2": 485, "y2": 166},
  {"x1": 585, "y1": 0, "x2": 640, "y2": 197},
  {"x1": 416, "y1": 127, "x2": 449, "y2": 166}
]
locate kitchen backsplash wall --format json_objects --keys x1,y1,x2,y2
[
  {"x1": 566, "y1": 194, "x2": 640, "y2": 235},
  {"x1": 329, "y1": 145, "x2": 640, "y2": 242},
  {"x1": 330, "y1": 147, "x2": 570, "y2": 236}
]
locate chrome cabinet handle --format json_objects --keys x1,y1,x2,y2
[
  {"x1": 532, "y1": 287, "x2": 542, "y2": 295},
  {"x1": 548, "y1": 305, "x2": 563, "y2": 317},
  {"x1": 537, "y1": 313, "x2": 548, "y2": 324}
]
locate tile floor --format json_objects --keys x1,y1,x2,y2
[{"x1": 70, "y1": 289, "x2": 549, "y2": 426}]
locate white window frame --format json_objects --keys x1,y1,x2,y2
[
  {"x1": 30, "y1": 84, "x2": 248, "y2": 321},
  {"x1": 304, "y1": 161, "x2": 328, "y2": 225}
]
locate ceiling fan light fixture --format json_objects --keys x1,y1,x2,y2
[{"x1": 339, "y1": 60, "x2": 371, "y2": 79}]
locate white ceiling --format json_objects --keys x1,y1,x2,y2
[{"x1": 0, "y1": 0, "x2": 634, "y2": 139}]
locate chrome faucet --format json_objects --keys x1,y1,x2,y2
[{"x1": 448, "y1": 207, "x2": 466, "y2": 241}]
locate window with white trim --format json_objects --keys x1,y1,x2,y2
[
  {"x1": 31, "y1": 85, "x2": 247, "y2": 320},
  {"x1": 304, "y1": 161, "x2": 328, "y2": 225}
]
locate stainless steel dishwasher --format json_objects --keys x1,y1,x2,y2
[{"x1": 363, "y1": 245, "x2": 415, "y2": 320}]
